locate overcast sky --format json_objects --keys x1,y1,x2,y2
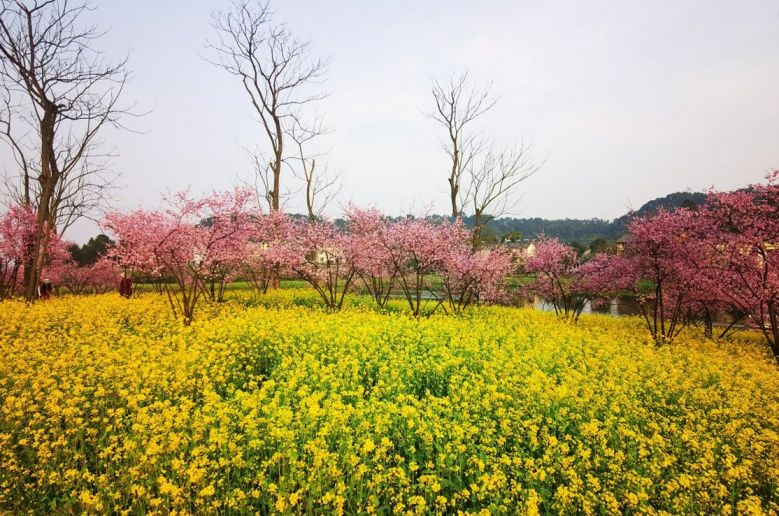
[{"x1": 4, "y1": 0, "x2": 779, "y2": 242}]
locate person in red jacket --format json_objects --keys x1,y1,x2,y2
[
  {"x1": 38, "y1": 279, "x2": 52, "y2": 300},
  {"x1": 119, "y1": 272, "x2": 133, "y2": 298}
]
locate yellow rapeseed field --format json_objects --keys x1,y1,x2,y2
[{"x1": 1, "y1": 290, "x2": 778, "y2": 514}]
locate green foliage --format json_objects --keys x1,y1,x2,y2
[
  {"x1": 589, "y1": 238, "x2": 616, "y2": 255},
  {"x1": 67, "y1": 234, "x2": 114, "y2": 266}
]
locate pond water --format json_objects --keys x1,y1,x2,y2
[
  {"x1": 375, "y1": 288, "x2": 742, "y2": 328},
  {"x1": 382, "y1": 288, "x2": 645, "y2": 315},
  {"x1": 520, "y1": 295, "x2": 748, "y2": 330},
  {"x1": 522, "y1": 295, "x2": 643, "y2": 317}
]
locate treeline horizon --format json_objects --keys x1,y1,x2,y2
[
  {"x1": 338, "y1": 190, "x2": 708, "y2": 245},
  {"x1": 69, "y1": 189, "x2": 707, "y2": 262}
]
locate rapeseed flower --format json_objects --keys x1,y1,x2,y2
[{"x1": 0, "y1": 290, "x2": 777, "y2": 513}]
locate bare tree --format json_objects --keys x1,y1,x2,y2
[
  {"x1": 462, "y1": 143, "x2": 540, "y2": 250},
  {"x1": 0, "y1": 0, "x2": 131, "y2": 301},
  {"x1": 429, "y1": 72, "x2": 496, "y2": 218},
  {"x1": 242, "y1": 145, "x2": 278, "y2": 212},
  {"x1": 429, "y1": 72, "x2": 540, "y2": 249},
  {"x1": 300, "y1": 158, "x2": 339, "y2": 222},
  {"x1": 207, "y1": 0, "x2": 328, "y2": 212},
  {"x1": 240, "y1": 113, "x2": 336, "y2": 220},
  {"x1": 288, "y1": 116, "x2": 338, "y2": 221}
]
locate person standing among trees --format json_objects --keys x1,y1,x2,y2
[
  {"x1": 38, "y1": 279, "x2": 52, "y2": 300},
  {"x1": 119, "y1": 272, "x2": 132, "y2": 298}
]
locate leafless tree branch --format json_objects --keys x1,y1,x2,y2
[
  {"x1": 206, "y1": 0, "x2": 328, "y2": 212},
  {"x1": 463, "y1": 142, "x2": 540, "y2": 249},
  {"x1": 0, "y1": 0, "x2": 134, "y2": 300},
  {"x1": 287, "y1": 111, "x2": 337, "y2": 220},
  {"x1": 429, "y1": 71, "x2": 496, "y2": 218}
]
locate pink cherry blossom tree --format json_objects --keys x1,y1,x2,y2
[
  {"x1": 700, "y1": 171, "x2": 779, "y2": 359},
  {"x1": 0, "y1": 205, "x2": 36, "y2": 300},
  {"x1": 447, "y1": 248, "x2": 514, "y2": 312},
  {"x1": 439, "y1": 231, "x2": 513, "y2": 313},
  {"x1": 38, "y1": 235, "x2": 75, "y2": 294},
  {"x1": 345, "y1": 208, "x2": 396, "y2": 308},
  {"x1": 622, "y1": 207, "x2": 722, "y2": 344},
  {"x1": 198, "y1": 190, "x2": 256, "y2": 302},
  {"x1": 624, "y1": 209, "x2": 692, "y2": 343},
  {"x1": 524, "y1": 237, "x2": 587, "y2": 320},
  {"x1": 575, "y1": 252, "x2": 638, "y2": 309},
  {"x1": 658, "y1": 212, "x2": 737, "y2": 340},
  {"x1": 347, "y1": 210, "x2": 513, "y2": 313},
  {"x1": 380, "y1": 218, "x2": 463, "y2": 316},
  {"x1": 284, "y1": 218, "x2": 357, "y2": 311},
  {"x1": 241, "y1": 210, "x2": 296, "y2": 295},
  {"x1": 524, "y1": 238, "x2": 637, "y2": 322},
  {"x1": 104, "y1": 188, "x2": 253, "y2": 324},
  {"x1": 58, "y1": 257, "x2": 120, "y2": 295},
  {"x1": 0, "y1": 205, "x2": 70, "y2": 300},
  {"x1": 103, "y1": 209, "x2": 167, "y2": 279}
]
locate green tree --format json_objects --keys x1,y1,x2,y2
[
  {"x1": 67, "y1": 234, "x2": 113, "y2": 267},
  {"x1": 570, "y1": 240, "x2": 587, "y2": 255},
  {"x1": 589, "y1": 237, "x2": 616, "y2": 255}
]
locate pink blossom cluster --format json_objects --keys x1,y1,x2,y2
[
  {"x1": 102, "y1": 188, "x2": 255, "y2": 322},
  {"x1": 523, "y1": 171, "x2": 779, "y2": 356},
  {"x1": 0, "y1": 205, "x2": 71, "y2": 300},
  {"x1": 618, "y1": 171, "x2": 779, "y2": 354},
  {"x1": 521, "y1": 171, "x2": 779, "y2": 358},
  {"x1": 346, "y1": 209, "x2": 512, "y2": 315},
  {"x1": 0, "y1": 205, "x2": 36, "y2": 299},
  {"x1": 523, "y1": 237, "x2": 632, "y2": 321},
  {"x1": 4, "y1": 171, "x2": 777, "y2": 358},
  {"x1": 55, "y1": 257, "x2": 121, "y2": 295},
  {"x1": 101, "y1": 195, "x2": 516, "y2": 320}
]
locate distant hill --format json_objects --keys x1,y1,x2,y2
[
  {"x1": 473, "y1": 216, "x2": 618, "y2": 242},
  {"x1": 609, "y1": 191, "x2": 707, "y2": 237},
  {"x1": 333, "y1": 191, "x2": 708, "y2": 245},
  {"x1": 489, "y1": 191, "x2": 707, "y2": 243},
  {"x1": 464, "y1": 191, "x2": 707, "y2": 244}
]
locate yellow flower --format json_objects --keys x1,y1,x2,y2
[
  {"x1": 360, "y1": 438, "x2": 376, "y2": 455},
  {"x1": 0, "y1": 290, "x2": 776, "y2": 514}
]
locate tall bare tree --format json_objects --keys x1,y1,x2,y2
[
  {"x1": 289, "y1": 117, "x2": 338, "y2": 221},
  {"x1": 207, "y1": 0, "x2": 328, "y2": 212},
  {"x1": 462, "y1": 143, "x2": 539, "y2": 250},
  {"x1": 429, "y1": 72, "x2": 496, "y2": 218},
  {"x1": 243, "y1": 144, "x2": 279, "y2": 212},
  {"x1": 298, "y1": 156, "x2": 339, "y2": 222},
  {"x1": 0, "y1": 0, "x2": 131, "y2": 301},
  {"x1": 430, "y1": 72, "x2": 540, "y2": 249}
]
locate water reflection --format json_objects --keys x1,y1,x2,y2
[{"x1": 518, "y1": 295, "x2": 644, "y2": 317}]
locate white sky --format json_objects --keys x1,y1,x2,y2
[{"x1": 3, "y1": 0, "x2": 779, "y2": 243}]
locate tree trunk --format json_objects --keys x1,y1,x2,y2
[
  {"x1": 472, "y1": 210, "x2": 483, "y2": 251},
  {"x1": 703, "y1": 308, "x2": 713, "y2": 339},
  {"x1": 271, "y1": 160, "x2": 281, "y2": 211},
  {"x1": 768, "y1": 299, "x2": 779, "y2": 364},
  {"x1": 306, "y1": 159, "x2": 317, "y2": 221},
  {"x1": 270, "y1": 115, "x2": 283, "y2": 211},
  {"x1": 269, "y1": 147, "x2": 282, "y2": 287},
  {"x1": 449, "y1": 146, "x2": 459, "y2": 218},
  {"x1": 23, "y1": 107, "x2": 58, "y2": 302}
]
